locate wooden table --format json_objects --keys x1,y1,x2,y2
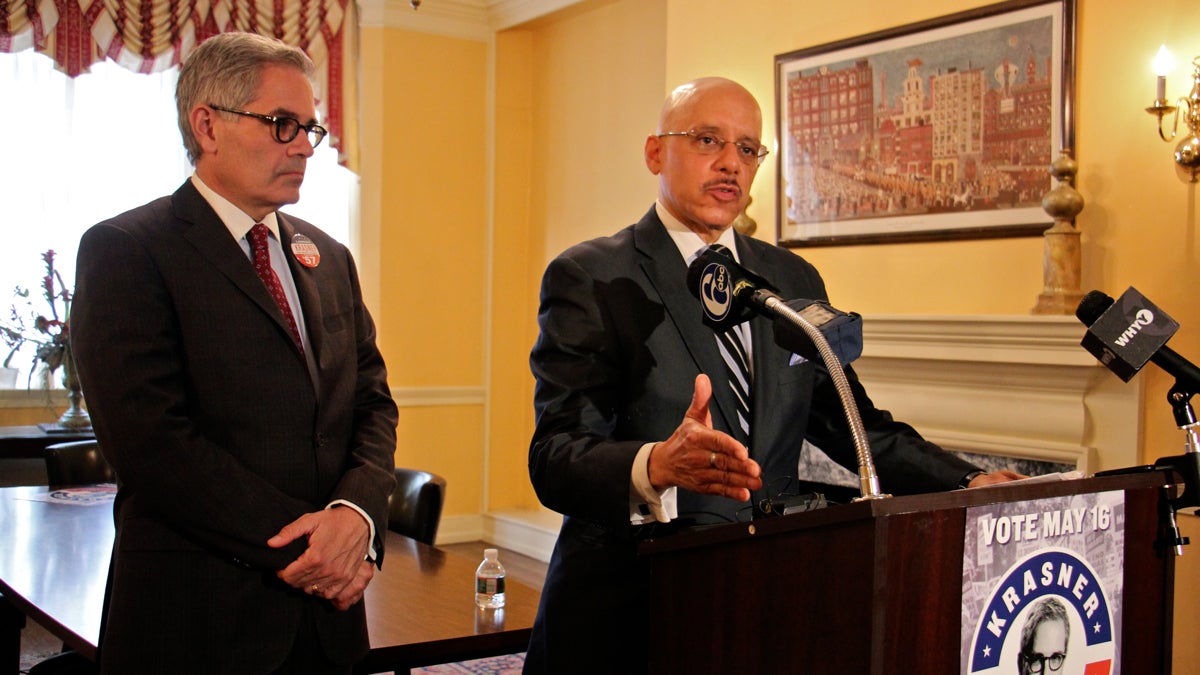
[
  {"x1": 0, "y1": 426, "x2": 94, "y2": 460},
  {"x1": 0, "y1": 485, "x2": 538, "y2": 673}
]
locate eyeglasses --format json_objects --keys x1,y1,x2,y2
[
  {"x1": 1020, "y1": 652, "x2": 1065, "y2": 673},
  {"x1": 208, "y1": 104, "x2": 328, "y2": 148},
  {"x1": 657, "y1": 130, "x2": 769, "y2": 166}
]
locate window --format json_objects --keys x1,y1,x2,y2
[{"x1": 0, "y1": 49, "x2": 356, "y2": 386}]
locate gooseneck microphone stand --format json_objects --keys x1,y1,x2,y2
[{"x1": 756, "y1": 292, "x2": 890, "y2": 501}]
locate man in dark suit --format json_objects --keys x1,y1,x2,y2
[
  {"x1": 524, "y1": 77, "x2": 1020, "y2": 673},
  {"x1": 71, "y1": 32, "x2": 397, "y2": 674}
]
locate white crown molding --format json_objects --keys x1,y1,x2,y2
[
  {"x1": 359, "y1": 0, "x2": 490, "y2": 39},
  {"x1": 488, "y1": 0, "x2": 586, "y2": 31},
  {"x1": 357, "y1": 0, "x2": 585, "y2": 39}
]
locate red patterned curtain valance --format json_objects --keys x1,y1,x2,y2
[{"x1": 0, "y1": 0, "x2": 355, "y2": 163}]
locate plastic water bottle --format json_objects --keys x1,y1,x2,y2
[{"x1": 475, "y1": 548, "x2": 506, "y2": 609}]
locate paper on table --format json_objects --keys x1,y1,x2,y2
[
  {"x1": 995, "y1": 470, "x2": 1085, "y2": 486},
  {"x1": 21, "y1": 484, "x2": 116, "y2": 506}
]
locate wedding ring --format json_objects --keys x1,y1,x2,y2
[
  {"x1": 709, "y1": 451, "x2": 717, "y2": 468},
  {"x1": 310, "y1": 584, "x2": 320, "y2": 593}
]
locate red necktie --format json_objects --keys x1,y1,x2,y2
[{"x1": 248, "y1": 223, "x2": 305, "y2": 355}]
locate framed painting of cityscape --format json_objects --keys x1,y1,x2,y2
[{"x1": 775, "y1": 0, "x2": 1075, "y2": 247}]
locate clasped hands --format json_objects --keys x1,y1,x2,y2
[
  {"x1": 268, "y1": 505, "x2": 374, "y2": 611},
  {"x1": 647, "y1": 374, "x2": 763, "y2": 501}
]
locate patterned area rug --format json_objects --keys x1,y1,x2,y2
[
  {"x1": 411, "y1": 653, "x2": 525, "y2": 674},
  {"x1": 21, "y1": 650, "x2": 527, "y2": 674},
  {"x1": 21, "y1": 620, "x2": 526, "y2": 675}
]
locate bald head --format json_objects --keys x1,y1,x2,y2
[{"x1": 656, "y1": 77, "x2": 762, "y2": 137}]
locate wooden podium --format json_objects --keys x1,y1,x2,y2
[{"x1": 639, "y1": 472, "x2": 1176, "y2": 673}]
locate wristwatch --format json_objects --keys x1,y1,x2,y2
[{"x1": 958, "y1": 470, "x2": 985, "y2": 489}]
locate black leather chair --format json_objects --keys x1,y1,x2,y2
[
  {"x1": 43, "y1": 440, "x2": 115, "y2": 485},
  {"x1": 27, "y1": 652, "x2": 95, "y2": 675},
  {"x1": 386, "y1": 468, "x2": 446, "y2": 545}
]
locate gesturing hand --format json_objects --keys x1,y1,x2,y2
[{"x1": 647, "y1": 374, "x2": 762, "y2": 501}]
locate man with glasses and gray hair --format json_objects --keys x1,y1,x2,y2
[
  {"x1": 72, "y1": 31, "x2": 397, "y2": 674},
  {"x1": 524, "y1": 76, "x2": 1019, "y2": 673},
  {"x1": 1018, "y1": 597, "x2": 1071, "y2": 674}
]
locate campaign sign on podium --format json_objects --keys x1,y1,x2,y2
[{"x1": 962, "y1": 490, "x2": 1124, "y2": 674}]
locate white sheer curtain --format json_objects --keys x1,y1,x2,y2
[{"x1": 0, "y1": 49, "x2": 356, "y2": 387}]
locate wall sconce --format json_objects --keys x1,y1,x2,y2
[{"x1": 1146, "y1": 46, "x2": 1200, "y2": 183}]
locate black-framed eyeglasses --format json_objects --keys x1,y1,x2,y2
[
  {"x1": 656, "y1": 129, "x2": 769, "y2": 166},
  {"x1": 1020, "y1": 651, "x2": 1065, "y2": 673},
  {"x1": 209, "y1": 104, "x2": 328, "y2": 148}
]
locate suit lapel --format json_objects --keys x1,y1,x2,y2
[
  {"x1": 171, "y1": 182, "x2": 306, "y2": 365},
  {"x1": 632, "y1": 209, "x2": 744, "y2": 441}
]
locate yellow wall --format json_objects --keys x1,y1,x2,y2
[
  {"x1": 486, "y1": 0, "x2": 669, "y2": 510},
  {"x1": 524, "y1": 0, "x2": 667, "y2": 261},
  {"x1": 487, "y1": 29, "x2": 538, "y2": 512},
  {"x1": 360, "y1": 26, "x2": 490, "y2": 517},
  {"x1": 373, "y1": 30, "x2": 488, "y2": 388}
]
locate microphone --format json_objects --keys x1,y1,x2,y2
[
  {"x1": 686, "y1": 245, "x2": 888, "y2": 500},
  {"x1": 1075, "y1": 287, "x2": 1200, "y2": 392},
  {"x1": 686, "y1": 244, "x2": 780, "y2": 332},
  {"x1": 685, "y1": 247, "x2": 863, "y2": 366}
]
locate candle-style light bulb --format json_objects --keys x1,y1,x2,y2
[{"x1": 1153, "y1": 44, "x2": 1174, "y2": 102}]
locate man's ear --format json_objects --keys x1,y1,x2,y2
[
  {"x1": 191, "y1": 105, "x2": 219, "y2": 155},
  {"x1": 644, "y1": 134, "x2": 663, "y2": 175}
]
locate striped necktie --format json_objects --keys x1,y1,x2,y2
[
  {"x1": 248, "y1": 223, "x2": 305, "y2": 356},
  {"x1": 707, "y1": 244, "x2": 752, "y2": 442}
]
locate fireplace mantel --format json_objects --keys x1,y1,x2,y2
[{"x1": 851, "y1": 314, "x2": 1143, "y2": 473}]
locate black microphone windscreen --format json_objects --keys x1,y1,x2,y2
[
  {"x1": 1075, "y1": 290, "x2": 1114, "y2": 326},
  {"x1": 772, "y1": 299, "x2": 863, "y2": 366},
  {"x1": 1078, "y1": 287, "x2": 1179, "y2": 382},
  {"x1": 687, "y1": 245, "x2": 781, "y2": 331},
  {"x1": 688, "y1": 246, "x2": 753, "y2": 331},
  {"x1": 686, "y1": 246, "x2": 733, "y2": 301}
]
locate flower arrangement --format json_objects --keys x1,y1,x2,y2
[{"x1": 2, "y1": 250, "x2": 73, "y2": 386}]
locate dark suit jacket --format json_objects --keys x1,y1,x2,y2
[
  {"x1": 71, "y1": 180, "x2": 398, "y2": 674},
  {"x1": 524, "y1": 207, "x2": 977, "y2": 673}
]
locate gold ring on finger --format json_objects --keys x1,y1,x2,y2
[{"x1": 709, "y1": 451, "x2": 717, "y2": 468}]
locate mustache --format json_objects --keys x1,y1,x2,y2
[{"x1": 702, "y1": 178, "x2": 742, "y2": 193}]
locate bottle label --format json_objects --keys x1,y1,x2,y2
[{"x1": 476, "y1": 577, "x2": 505, "y2": 594}]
